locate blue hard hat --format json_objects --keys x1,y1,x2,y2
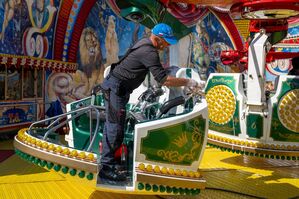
[{"x1": 151, "y1": 23, "x2": 178, "y2": 45}]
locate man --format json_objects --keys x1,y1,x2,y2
[
  {"x1": 289, "y1": 56, "x2": 299, "y2": 75},
  {"x1": 99, "y1": 23, "x2": 204, "y2": 182}
]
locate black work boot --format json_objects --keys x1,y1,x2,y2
[{"x1": 98, "y1": 164, "x2": 127, "y2": 185}]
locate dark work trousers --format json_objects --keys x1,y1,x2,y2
[{"x1": 100, "y1": 75, "x2": 130, "y2": 166}]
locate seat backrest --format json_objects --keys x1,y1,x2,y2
[
  {"x1": 167, "y1": 67, "x2": 202, "y2": 115},
  {"x1": 103, "y1": 65, "x2": 111, "y2": 78},
  {"x1": 157, "y1": 96, "x2": 185, "y2": 118}
]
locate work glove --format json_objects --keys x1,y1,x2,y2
[{"x1": 187, "y1": 79, "x2": 206, "y2": 90}]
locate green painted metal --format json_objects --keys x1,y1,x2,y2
[
  {"x1": 206, "y1": 76, "x2": 237, "y2": 92},
  {"x1": 159, "y1": 185, "x2": 166, "y2": 192},
  {"x1": 246, "y1": 114, "x2": 263, "y2": 138},
  {"x1": 138, "y1": 183, "x2": 144, "y2": 190},
  {"x1": 205, "y1": 76, "x2": 242, "y2": 136},
  {"x1": 40, "y1": 160, "x2": 47, "y2": 167},
  {"x1": 173, "y1": 187, "x2": 179, "y2": 194},
  {"x1": 16, "y1": 151, "x2": 98, "y2": 180},
  {"x1": 145, "y1": 183, "x2": 151, "y2": 191},
  {"x1": 34, "y1": 158, "x2": 40, "y2": 165},
  {"x1": 141, "y1": 115, "x2": 206, "y2": 165},
  {"x1": 62, "y1": 167, "x2": 69, "y2": 174},
  {"x1": 47, "y1": 162, "x2": 54, "y2": 169},
  {"x1": 70, "y1": 169, "x2": 77, "y2": 176},
  {"x1": 185, "y1": 68, "x2": 194, "y2": 111},
  {"x1": 115, "y1": 0, "x2": 191, "y2": 39},
  {"x1": 54, "y1": 164, "x2": 61, "y2": 172},
  {"x1": 135, "y1": 182, "x2": 200, "y2": 195},
  {"x1": 69, "y1": 95, "x2": 105, "y2": 153},
  {"x1": 29, "y1": 156, "x2": 35, "y2": 162},
  {"x1": 166, "y1": 186, "x2": 172, "y2": 193},
  {"x1": 86, "y1": 173, "x2": 94, "y2": 180},
  {"x1": 78, "y1": 171, "x2": 85, "y2": 178},
  {"x1": 270, "y1": 78, "x2": 299, "y2": 142},
  {"x1": 269, "y1": 30, "x2": 287, "y2": 45},
  {"x1": 186, "y1": 68, "x2": 192, "y2": 78},
  {"x1": 152, "y1": 184, "x2": 159, "y2": 192}
]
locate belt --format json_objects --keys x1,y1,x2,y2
[{"x1": 110, "y1": 70, "x2": 124, "y2": 80}]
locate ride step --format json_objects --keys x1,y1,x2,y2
[{"x1": 96, "y1": 172, "x2": 132, "y2": 187}]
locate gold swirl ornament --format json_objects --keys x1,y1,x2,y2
[
  {"x1": 278, "y1": 89, "x2": 299, "y2": 133},
  {"x1": 206, "y1": 85, "x2": 236, "y2": 124}
]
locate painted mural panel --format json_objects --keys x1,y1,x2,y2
[
  {"x1": 45, "y1": 0, "x2": 149, "y2": 114},
  {"x1": 0, "y1": 101, "x2": 35, "y2": 126},
  {"x1": 36, "y1": 69, "x2": 42, "y2": 98},
  {"x1": 0, "y1": 66, "x2": 5, "y2": 100},
  {"x1": 23, "y1": 68, "x2": 34, "y2": 98},
  {"x1": 0, "y1": 0, "x2": 58, "y2": 58},
  {"x1": 0, "y1": 0, "x2": 27, "y2": 54},
  {"x1": 191, "y1": 11, "x2": 243, "y2": 80},
  {"x1": 23, "y1": 0, "x2": 58, "y2": 58},
  {"x1": 0, "y1": 0, "x2": 58, "y2": 130},
  {"x1": 266, "y1": 19, "x2": 299, "y2": 83},
  {"x1": 0, "y1": 65, "x2": 45, "y2": 130},
  {"x1": 7, "y1": 68, "x2": 21, "y2": 100},
  {"x1": 263, "y1": 18, "x2": 299, "y2": 92}
]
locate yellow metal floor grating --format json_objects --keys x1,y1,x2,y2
[{"x1": 0, "y1": 141, "x2": 298, "y2": 199}]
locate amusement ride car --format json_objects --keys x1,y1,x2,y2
[{"x1": 13, "y1": 0, "x2": 299, "y2": 196}]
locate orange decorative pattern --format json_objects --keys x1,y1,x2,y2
[{"x1": 0, "y1": 54, "x2": 77, "y2": 72}]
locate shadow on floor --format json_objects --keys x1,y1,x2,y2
[
  {"x1": 0, "y1": 150, "x2": 14, "y2": 163},
  {"x1": 202, "y1": 154, "x2": 299, "y2": 199},
  {"x1": 0, "y1": 154, "x2": 50, "y2": 177},
  {"x1": 221, "y1": 154, "x2": 299, "y2": 169},
  {"x1": 89, "y1": 191, "x2": 162, "y2": 199}
]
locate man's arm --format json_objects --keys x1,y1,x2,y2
[
  {"x1": 141, "y1": 49, "x2": 204, "y2": 88},
  {"x1": 163, "y1": 75, "x2": 205, "y2": 88},
  {"x1": 162, "y1": 75, "x2": 189, "y2": 87},
  {"x1": 162, "y1": 75, "x2": 206, "y2": 90}
]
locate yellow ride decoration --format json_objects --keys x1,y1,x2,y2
[
  {"x1": 206, "y1": 85, "x2": 236, "y2": 124},
  {"x1": 278, "y1": 89, "x2": 299, "y2": 133}
]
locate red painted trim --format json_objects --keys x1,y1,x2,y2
[
  {"x1": 266, "y1": 51, "x2": 299, "y2": 62},
  {"x1": 106, "y1": 0, "x2": 120, "y2": 15},
  {"x1": 0, "y1": 122, "x2": 31, "y2": 133},
  {"x1": 212, "y1": 9, "x2": 244, "y2": 51},
  {"x1": 53, "y1": 0, "x2": 74, "y2": 61},
  {"x1": 67, "y1": 0, "x2": 97, "y2": 62}
]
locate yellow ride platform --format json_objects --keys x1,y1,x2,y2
[{"x1": 0, "y1": 139, "x2": 298, "y2": 199}]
